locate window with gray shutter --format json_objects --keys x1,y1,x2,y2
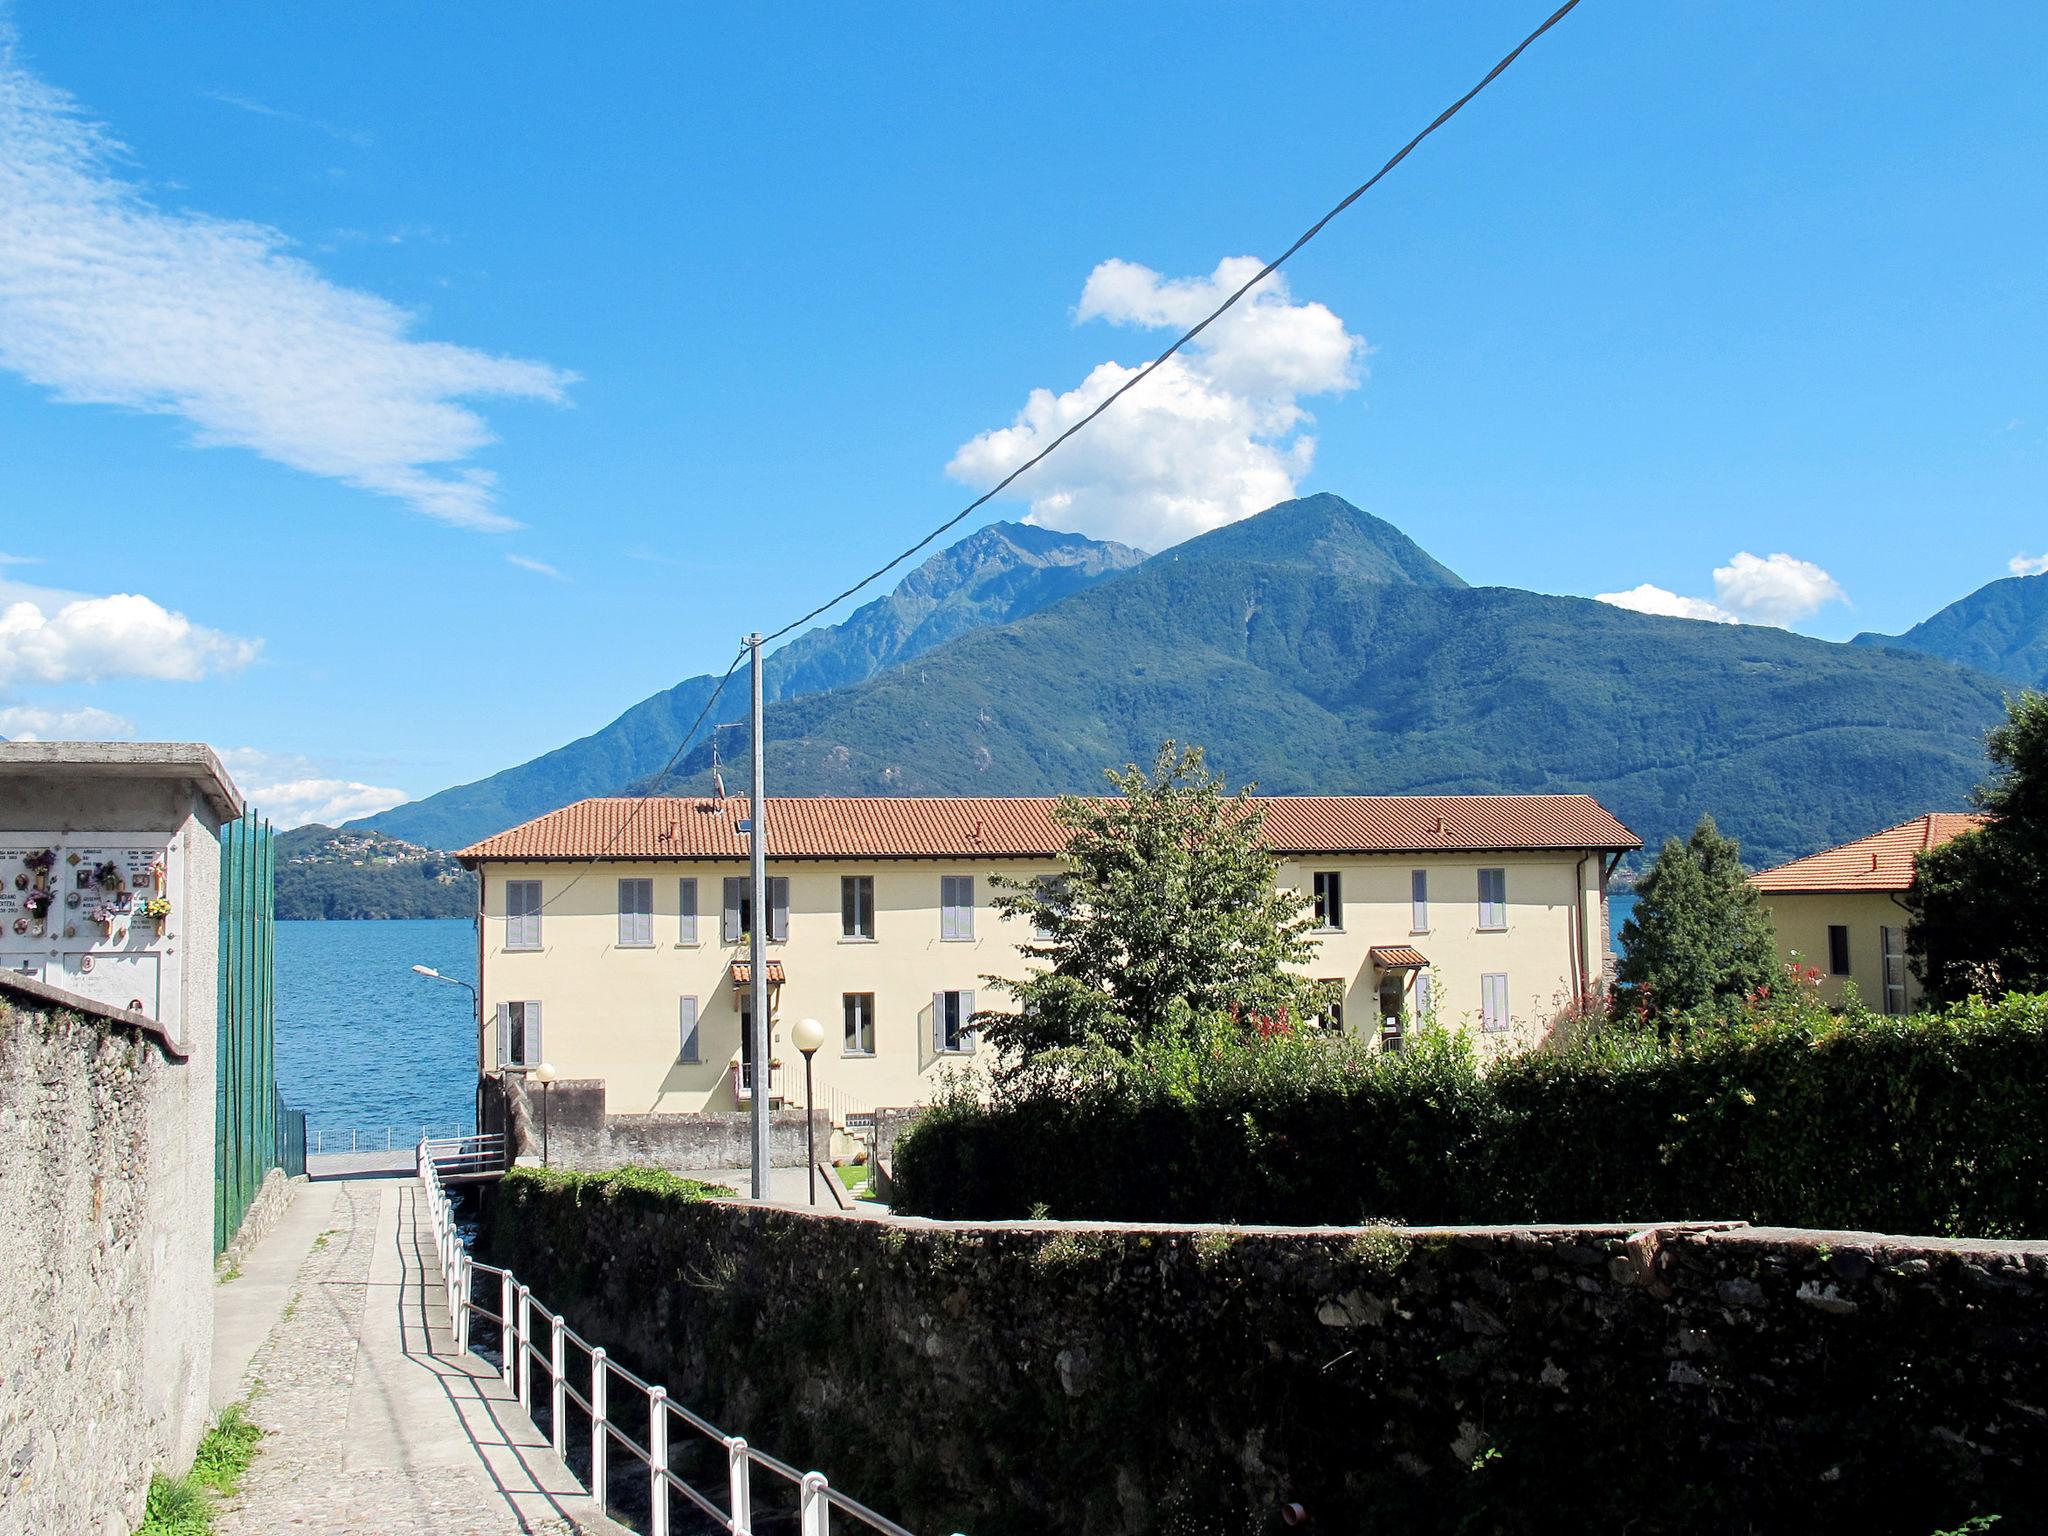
[
  {"x1": 678, "y1": 996, "x2": 700, "y2": 1062},
  {"x1": 1416, "y1": 970, "x2": 1433, "y2": 1026},
  {"x1": 1313, "y1": 871, "x2": 1343, "y2": 930},
  {"x1": 617, "y1": 878, "x2": 654, "y2": 947},
  {"x1": 495, "y1": 1002, "x2": 512, "y2": 1067},
  {"x1": 505, "y1": 880, "x2": 542, "y2": 950},
  {"x1": 677, "y1": 878, "x2": 698, "y2": 945},
  {"x1": 940, "y1": 875, "x2": 974, "y2": 941},
  {"x1": 1478, "y1": 868, "x2": 1507, "y2": 930},
  {"x1": 501, "y1": 999, "x2": 541, "y2": 1065},
  {"x1": 934, "y1": 988, "x2": 975, "y2": 1052},
  {"x1": 841, "y1": 876, "x2": 874, "y2": 939},
  {"x1": 843, "y1": 992, "x2": 875, "y2": 1055},
  {"x1": 722, "y1": 877, "x2": 747, "y2": 943},
  {"x1": 1480, "y1": 973, "x2": 1509, "y2": 1032},
  {"x1": 1410, "y1": 870, "x2": 1428, "y2": 932},
  {"x1": 769, "y1": 877, "x2": 789, "y2": 943}
]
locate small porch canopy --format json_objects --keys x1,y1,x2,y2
[
  {"x1": 729, "y1": 959, "x2": 786, "y2": 991},
  {"x1": 1368, "y1": 944, "x2": 1429, "y2": 972}
]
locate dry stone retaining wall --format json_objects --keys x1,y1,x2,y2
[{"x1": 483, "y1": 1182, "x2": 2048, "y2": 1536}]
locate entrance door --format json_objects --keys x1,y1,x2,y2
[
  {"x1": 1880, "y1": 926, "x2": 1907, "y2": 1015},
  {"x1": 1378, "y1": 973, "x2": 1406, "y2": 1052}
]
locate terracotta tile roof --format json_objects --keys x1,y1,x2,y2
[
  {"x1": 728, "y1": 960, "x2": 786, "y2": 987},
  {"x1": 457, "y1": 794, "x2": 1639, "y2": 864},
  {"x1": 1749, "y1": 813, "x2": 1987, "y2": 894},
  {"x1": 1368, "y1": 945, "x2": 1430, "y2": 970}
]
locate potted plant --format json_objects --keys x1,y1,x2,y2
[
  {"x1": 94, "y1": 862, "x2": 123, "y2": 892},
  {"x1": 24, "y1": 889, "x2": 51, "y2": 936}
]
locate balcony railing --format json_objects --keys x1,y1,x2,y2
[{"x1": 732, "y1": 1059, "x2": 785, "y2": 1106}]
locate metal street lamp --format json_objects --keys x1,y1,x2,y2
[
  {"x1": 791, "y1": 1016, "x2": 825, "y2": 1205},
  {"x1": 413, "y1": 963, "x2": 489, "y2": 1136},
  {"x1": 532, "y1": 1061, "x2": 558, "y2": 1166}
]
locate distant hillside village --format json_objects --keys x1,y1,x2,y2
[{"x1": 273, "y1": 824, "x2": 475, "y2": 920}]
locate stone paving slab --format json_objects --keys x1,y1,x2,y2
[{"x1": 212, "y1": 1176, "x2": 624, "y2": 1535}]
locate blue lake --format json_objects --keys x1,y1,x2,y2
[
  {"x1": 275, "y1": 918, "x2": 480, "y2": 1148},
  {"x1": 1610, "y1": 891, "x2": 1637, "y2": 950}
]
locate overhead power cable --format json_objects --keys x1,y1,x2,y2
[{"x1": 760, "y1": 0, "x2": 1583, "y2": 646}]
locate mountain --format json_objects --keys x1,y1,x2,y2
[
  {"x1": 1852, "y1": 571, "x2": 2048, "y2": 687},
  {"x1": 354, "y1": 522, "x2": 1145, "y2": 850},
  {"x1": 274, "y1": 825, "x2": 476, "y2": 920},
  {"x1": 648, "y1": 494, "x2": 2003, "y2": 870}
]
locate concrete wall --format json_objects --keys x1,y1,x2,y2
[
  {"x1": 476, "y1": 849, "x2": 1611, "y2": 1124},
  {"x1": 1761, "y1": 888, "x2": 1921, "y2": 1012},
  {"x1": 0, "y1": 997, "x2": 213, "y2": 1536},
  {"x1": 498, "y1": 1074, "x2": 828, "y2": 1171},
  {"x1": 484, "y1": 1187, "x2": 2048, "y2": 1536}
]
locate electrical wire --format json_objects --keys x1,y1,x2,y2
[{"x1": 760, "y1": 0, "x2": 1583, "y2": 645}]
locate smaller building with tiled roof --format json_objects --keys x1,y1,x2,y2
[{"x1": 1749, "y1": 812, "x2": 1985, "y2": 1014}]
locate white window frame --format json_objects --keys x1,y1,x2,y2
[
  {"x1": 497, "y1": 999, "x2": 542, "y2": 1067},
  {"x1": 842, "y1": 875, "x2": 875, "y2": 941},
  {"x1": 1312, "y1": 870, "x2": 1344, "y2": 931},
  {"x1": 1880, "y1": 925, "x2": 1907, "y2": 1016},
  {"x1": 940, "y1": 875, "x2": 975, "y2": 942},
  {"x1": 1410, "y1": 869, "x2": 1429, "y2": 933},
  {"x1": 1478, "y1": 868, "x2": 1508, "y2": 931},
  {"x1": 678, "y1": 995, "x2": 701, "y2": 1062},
  {"x1": 505, "y1": 879, "x2": 542, "y2": 951},
  {"x1": 1480, "y1": 972, "x2": 1510, "y2": 1033},
  {"x1": 843, "y1": 992, "x2": 876, "y2": 1056},
  {"x1": 933, "y1": 988, "x2": 977, "y2": 1053},
  {"x1": 677, "y1": 878, "x2": 699, "y2": 946},
  {"x1": 617, "y1": 878, "x2": 654, "y2": 948}
]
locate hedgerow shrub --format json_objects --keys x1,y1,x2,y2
[{"x1": 892, "y1": 993, "x2": 2048, "y2": 1237}]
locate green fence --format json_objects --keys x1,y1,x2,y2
[{"x1": 216, "y1": 813, "x2": 279, "y2": 1254}]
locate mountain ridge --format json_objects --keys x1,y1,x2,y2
[{"x1": 1852, "y1": 570, "x2": 2048, "y2": 687}]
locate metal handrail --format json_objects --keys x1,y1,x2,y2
[{"x1": 416, "y1": 1138, "x2": 952, "y2": 1536}]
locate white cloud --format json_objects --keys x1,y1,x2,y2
[
  {"x1": 2010, "y1": 552, "x2": 2048, "y2": 578},
  {"x1": 0, "y1": 702, "x2": 135, "y2": 739},
  {"x1": 1593, "y1": 584, "x2": 1737, "y2": 624},
  {"x1": 215, "y1": 747, "x2": 409, "y2": 828},
  {"x1": 1710, "y1": 551, "x2": 1847, "y2": 627},
  {"x1": 0, "y1": 30, "x2": 574, "y2": 531},
  {"x1": 0, "y1": 587, "x2": 259, "y2": 686},
  {"x1": 505, "y1": 553, "x2": 563, "y2": 579},
  {"x1": 946, "y1": 256, "x2": 1365, "y2": 550},
  {"x1": 0, "y1": 552, "x2": 39, "y2": 566},
  {"x1": 1596, "y1": 551, "x2": 1847, "y2": 629}
]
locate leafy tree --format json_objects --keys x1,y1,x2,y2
[
  {"x1": 1615, "y1": 814, "x2": 1776, "y2": 1017},
  {"x1": 1908, "y1": 691, "x2": 2048, "y2": 1002},
  {"x1": 980, "y1": 741, "x2": 1317, "y2": 1067}
]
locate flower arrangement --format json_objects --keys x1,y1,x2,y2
[
  {"x1": 89, "y1": 901, "x2": 120, "y2": 932},
  {"x1": 24, "y1": 890, "x2": 52, "y2": 918},
  {"x1": 140, "y1": 897, "x2": 172, "y2": 924},
  {"x1": 24, "y1": 849, "x2": 55, "y2": 875},
  {"x1": 94, "y1": 862, "x2": 124, "y2": 892}
]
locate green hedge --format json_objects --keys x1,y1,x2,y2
[{"x1": 893, "y1": 995, "x2": 2048, "y2": 1237}]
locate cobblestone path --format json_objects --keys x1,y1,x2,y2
[{"x1": 214, "y1": 1177, "x2": 613, "y2": 1536}]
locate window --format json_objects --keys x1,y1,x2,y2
[
  {"x1": 1316, "y1": 979, "x2": 1345, "y2": 1031},
  {"x1": 1880, "y1": 926, "x2": 1907, "y2": 1015},
  {"x1": 940, "y1": 875, "x2": 975, "y2": 941},
  {"x1": 723, "y1": 877, "x2": 789, "y2": 943},
  {"x1": 1480, "y1": 973, "x2": 1510, "y2": 1033},
  {"x1": 1827, "y1": 924, "x2": 1851, "y2": 976},
  {"x1": 841, "y1": 876, "x2": 875, "y2": 940},
  {"x1": 933, "y1": 989, "x2": 976, "y2": 1053},
  {"x1": 1415, "y1": 969, "x2": 1433, "y2": 1026},
  {"x1": 844, "y1": 992, "x2": 875, "y2": 1055},
  {"x1": 678, "y1": 996, "x2": 700, "y2": 1062},
  {"x1": 617, "y1": 879, "x2": 654, "y2": 948},
  {"x1": 1031, "y1": 874, "x2": 1069, "y2": 941},
  {"x1": 505, "y1": 880, "x2": 542, "y2": 950},
  {"x1": 496, "y1": 1000, "x2": 541, "y2": 1067},
  {"x1": 677, "y1": 878, "x2": 699, "y2": 945},
  {"x1": 1410, "y1": 869, "x2": 1429, "y2": 932},
  {"x1": 1312, "y1": 871, "x2": 1344, "y2": 930},
  {"x1": 1478, "y1": 868, "x2": 1508, "y2": 930}
]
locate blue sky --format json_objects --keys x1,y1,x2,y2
[{"x1": 1, "y1": 2, "x2": 2043, "y2": 825}]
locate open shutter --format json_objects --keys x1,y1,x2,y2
[
  {"x1": 679, "y1": 996, "x2": 699, "y2": 1061},
  {"x1": 769, "y1": 878, "x2": 789, "y2": 943},
  {"x1": 961, "y1": 988, "x2": 977, "y2": 1050},
  {"x1": 528, "y1": 1000, "x2": 542, "y2": 1064},
  {"x1": 495, "y1": 1002, "x2": 512, "y2": 1067},
  {"x1": 1410, "y1": 870, "x2": 1428, "y2": 932},
  {"x1": 723, "y1": 878, "x2": 744, "y2": 943},
  {"x1": 679, "y1": 879, "x2": 697, "y2": 944},
  {"x1": 932, "y1": 991, "x2": 946, "y2": 1054}
]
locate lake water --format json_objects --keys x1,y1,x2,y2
[
  {"x1": 1610, "y1": 891, "x2": 1637, "y2": 950},
  {"x1": 276, "y1": 918, "x2": 480, "y2": 1148},
  {"x1": 276, "y1": 896, "x2": 1644, "y2": 1140}
]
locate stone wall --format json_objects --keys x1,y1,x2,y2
[
  {"x1": 0, "y1": 996, "x2": 214, "y2": 1536},
  {"x1": 501, "y1": 1074, "x2": 828, "y2": 1171},
  {"x1": 483, "y1": 1183, "x2": 2048, "y2": 1536}
]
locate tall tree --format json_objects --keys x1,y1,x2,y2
[
  {"x1": 1615, "y1": 814, "x2": 1777, "y2": 1017},
  {"x1": 981, "y1": 742, "x2": 1317, "y2": 1065},
  {"x1": 1908, "y1": 691, "x2": 2048, "y2": 1002}
]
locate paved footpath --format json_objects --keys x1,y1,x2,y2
[{"x1": 213, "y1": 1175, "x2": 622, "y2": 1536}]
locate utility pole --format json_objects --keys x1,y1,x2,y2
[{"x1": 745, "y1": 633, "x2": 771, "y2": 1200}]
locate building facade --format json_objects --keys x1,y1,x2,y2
[
  {"x1": 1750, "y1": 812, "x2": 1983, "y2": 1013},
  {"x1": 458, "y1": 794, "x2": 1638, "y2": 1128}
]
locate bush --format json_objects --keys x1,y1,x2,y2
[{"x1": 892, "y1": 993, "x2": 2048, "y2": 1238}]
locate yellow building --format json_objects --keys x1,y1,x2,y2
[
  {"x1": 456, "y1": 794, "x2": 1638, "y2": 1129},
  {"x1": 1749, "y1": 812, "x2": 1984, "y2": 1013}
]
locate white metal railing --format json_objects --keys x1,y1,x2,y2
[
  {"x1": 313, "y1": 1124, "x2": 478, "y2": 1154},
  {"x1": 423, "y1": 1132, "x2": 508, "y2": 1178},
  {"x1": 417, "y1": 1139, "x2": 952, "y2": 1536}
]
